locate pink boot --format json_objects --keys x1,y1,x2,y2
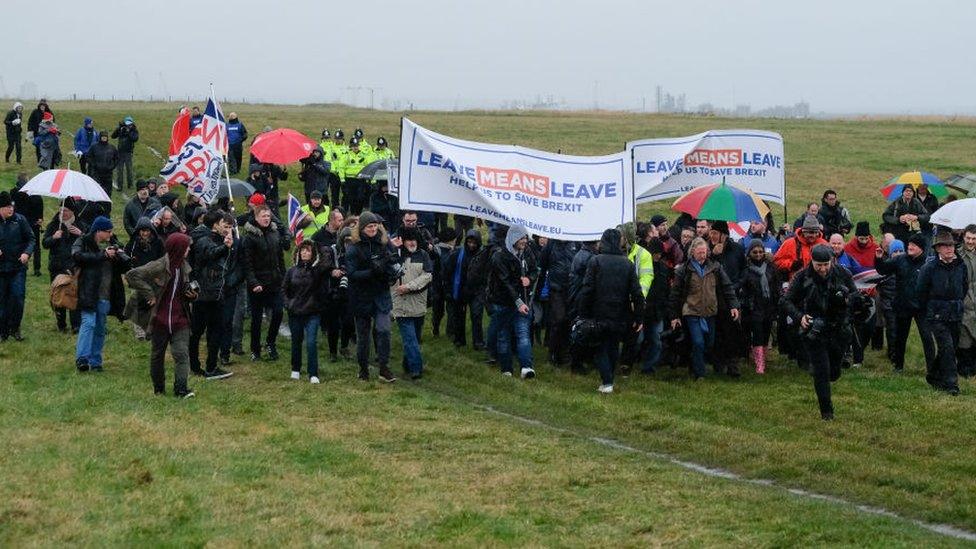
[{"x1": 753, "y1": 346, "x2": 766, "y2": 374}]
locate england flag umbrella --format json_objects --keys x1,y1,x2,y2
[{"x1": 21, "y1": 169, "x2": 111, "y2": 202}]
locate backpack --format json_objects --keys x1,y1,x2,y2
[
  {"x1": 50, "y1": 272, "x2": 78, "y2": 310},
  {"x1": 464, "y1": 244, "x2": 495, "y2": 297}
]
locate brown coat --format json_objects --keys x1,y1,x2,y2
[
  {"x1": 669, "y1": 259, "x2": 739, "y2": 320},
  {"x1": 123, "y1": 255, "x2": 193, "y2": 335}
]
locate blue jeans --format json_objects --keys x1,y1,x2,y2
[
  {"x1": 492, "y1": 304, "x2": 533, "y2": 373},
  {"x1": 397, "y1": 316, "x2": 425, "y2": 375},
  {"x1": 288, "y1": 313, "x2": 320, "y2": 377},
  {"x1": 0, "y1": 268, "x2": 27, "y2": 337},
  {"x1": 640, "y1": 320, "x2": 664, "y2": 373},
  {"x1": 685, "y1": 315, "x2": 716, "y2": 378},
  {"x1": 76, "y1": 299, "x2": 111, "y2": 367},
  {"x1": 594, "y1": 331, "x2": 623, "y2": 385}
]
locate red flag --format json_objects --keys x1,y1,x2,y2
[{"x1": 168, "y1": 107, "x2": 191, "y2": 156}]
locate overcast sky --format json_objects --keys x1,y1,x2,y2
[{"x1": 4, "y1": 0, "x2": 974, "y2": 114}]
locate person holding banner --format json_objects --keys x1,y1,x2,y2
[{"x1": 487, "y1": 225, "x2": 538, "y2": 379}]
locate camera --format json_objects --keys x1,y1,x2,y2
[
  {"x1": 801, "y1": 317, "x2": 826, "y2": 340},
  {"x1": 187, "y1": 281, "x2": 201, "y2": 293}
]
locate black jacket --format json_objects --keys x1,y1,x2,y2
[
  {"x1": 344, "y1": 226, "x2": 396, "y2": 316},
  {"x1": 443, "y1": 229, "x2": 482, "y2": 302},
  {"x1": 42, "y1": 217, "x2": 87, "y2": 274},
  {"x1": 568, "y1": 243, "x2": 598, "y2": 314},
  {"x1": 487, "y1": 231, "x2": 538, "y2": 308},
  {"x1": 781, "y1": 264, "x2": 856, "y2": 333},
  {"x1": 311, "y1": 225, "x2": 340, "y2": 250},
  {"x1": 4, "y1": 109, "x2": 23, "y2": 137},
  {"x1": 283, "y1": 248, "x2": 330, "y2": 316},
  {"x1": 737, "y1": 259, "x2": 782, "y2": 319},
  {"x1": 578, "y1": 231, "x2": 644, "y2": 331},
  {"x1": 539, "y1": 239, "x2": 577, "y2": 293},
  {"x1": 27, "y1": 104, "x2": 51, "y2": 134},
  {"x1": 0, "y1": 212, "x2": 35, "y2": 273},
  {"x1": 191, "y1": 227, "x2": 234, "y2": 301},
  {"x1": 12, "y1": 185, "x2": 43, "y2": 224},
  {"x1": 298, "y1": 155, "x2": 331, "y2": 201},
  {"x1": 711, "y1": 238, "x2": 746, "y2": 285},
  {"x1": 71, "y1": 232, "x2": 129, "y2": 317},
  {"x1": 819, "y1": 200, "x2": 852, "y2": 237},
  {"x1": 875, "y1": 252, "x2": 928, "y2": 314},
  {"x1": 644, "y1": 259, "x2": 671, "y2": 323},
  {"x1": 86, "y1": 141, "x2": 119, "y2": 174},
  {"x1": 123, "y1": 195, "x2": 161, "y2": 236},
  {"x1": 110, "y1": 123, "x2": 139, "y2": 153},
  {"x1": 917, "y1": 257, "x2": 968, "y2": 322},
  {"x1": 882, "y1": 198, "x2": 930, "y2": 242},
  {"x1": 242, "y1": 221, "x2": 288, "y2": 291}
]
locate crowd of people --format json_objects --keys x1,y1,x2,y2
[{"x1": 0, "y1": 107, "x2": 973, "y2": 421}]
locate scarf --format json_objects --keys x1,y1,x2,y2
[
  {"x1": 748, "y1": 259, "x2": 770, "y2": 299},
  {"x1": 452, "y1": 247, "x2": 466, "y2": 300}
]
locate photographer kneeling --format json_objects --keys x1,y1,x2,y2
[{"x1": 782, "y1": 244, "x2": 858, "y2": 420}]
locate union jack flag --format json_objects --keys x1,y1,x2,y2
[{"x1": 287, "y1": 194, "x2": 307, "y2": 245}]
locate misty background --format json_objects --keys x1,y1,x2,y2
[{"x1": 2, "y1": 0, "x2": 974, "y2": 116}]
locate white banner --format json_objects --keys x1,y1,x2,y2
[
  {"x1": 397, "y1": 118, "x2": 633, "y2": 241},
  {"x1": 629, "y1": 130, "x2": 785, "y2": 205}
]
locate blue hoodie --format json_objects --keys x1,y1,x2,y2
[{"x1": 74, "y1": 118, "x2": 96, "y2": 153}]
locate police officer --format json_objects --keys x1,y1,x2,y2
[
  {"x1": 372, "y1": 136, "x2": 395, "y2": 161},
  {"x1": 353, "y1": 128, "x2": 373, "y2": 156},
  {"x1": 327, "y1": 129, "x2": 347, "y2": 208},
  {"x1": 782, "y1": 244, "x2": 858, "y2": 420},
  {"x1": 336, "y1": 137, "x2": 370, "y2": 215}
]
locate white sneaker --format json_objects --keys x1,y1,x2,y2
[
  {"x1": 290, "y1": 371, "x2": 300, "y2": 380},
  {"x1": 520, "y1": 367, "x2": 536, "y2": 379},
  {"x1": 310, "y1": 376, "x2": 320, "y2": 384},
  {"x1": 502, "y1": 371, "x2": 513, "y2": 377},
  {"x1": 598, "y1": 384, "x2": 614, "y2": 394},
  {"x1": 853, "y1": 363, "x2": 863, "y2": 369}
]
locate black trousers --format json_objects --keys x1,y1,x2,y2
[
  {"x1": 450, "y1": 295, "x2": 484, "y2": 347},
  {"x1": 802, "y1": 333, "x2": 847, "y2": 415},
  {"x1": 31, "y1": 225, "x2": 41, "y2": 273},
  {"x1": 6, "y1": 134, "x2": 21, "y2": 162},
  {"x1": 228, "y1": 143, "x2": 243, "y2": 174},
  {"x1": 892, "y1": 312, "x2": 935, "y2": 370},
  {"x1": 546, "y1": 289, "x2": 570, "y2": 363},
  {"x1": 249, "y1": 289, "x2": 283, "y2": 354},
  {"x1": 189, "y1": 300, "x2": 223, "y2": 372},
  {"x1": 321, "y1": 298, "x2": 354, "y2": 355},
  {"x1": 928, "y1": 320, "x2": 960, "y2": 390}
]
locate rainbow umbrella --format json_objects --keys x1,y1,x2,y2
[
  {"x1": 671, "y1": 178, "x2": 770, "y2": 222},
  {"x1": 880, "y1": 171, "x2": 947, "y2": 201}
]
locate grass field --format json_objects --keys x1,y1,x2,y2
[{"x1": 2, "y1": 101, "x2": 976, "y2": 546}]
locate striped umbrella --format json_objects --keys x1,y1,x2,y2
[
  {"x1": 880, "y1": 171, "x2": 947, "y2": 201},
  {"x1": 671, "y1": 178, "x2": 770, "y2": 223}
]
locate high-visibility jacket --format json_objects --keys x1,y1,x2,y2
[
  {"x1": 370, "y1": 146, "x2": 395, "y2": 162},
  {"x1": 299, "y1": 204, "x2": 331, "y2": 241},
  {"x1": 357, "y1": 139, "x2": 374, "y2": 156},
  {"x1": 628, "y1": 244, "x2": 654, "y2": 297},
  {"x1": 335, "y1": 148, "x2": 371, "y2": 181},
  {"x1": 327, "y1": 141, "x2": 348, "y2": 174}
]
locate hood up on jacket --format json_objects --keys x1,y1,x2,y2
[
  {"x1": 599, "y1": 228, "x2": 624, "y2": 255},
  {"x1": 464, "y1": 228, "x2": 483, "y2": 251},
  {"x1": 505, "y1": 225, "x2": 529, "y2": 255}
]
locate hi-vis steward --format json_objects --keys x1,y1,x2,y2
[{"x1": 397, "y1": 118, "x2": 633, "y2": 240}]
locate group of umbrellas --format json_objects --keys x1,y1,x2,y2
[{"x1": 670, "y1": 170, "x2": 976, "y2": 231}]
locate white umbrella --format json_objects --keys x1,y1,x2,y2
[
  {"x1": 930, "y1": 198, "x2": 976, "y2": 230},
  {"x1": 21, "y1": 169, "x2": 111, "y2": 202}
]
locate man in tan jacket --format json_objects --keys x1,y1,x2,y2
[{"x1": 391, "y1": 227, "x2": 433, "y2": 380}]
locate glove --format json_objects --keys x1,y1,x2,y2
[
  {"x1": 73, "y1": 150, "x2": 83, "y2": 158},
  {"x1": 11, "y1": 119, "x2": 20, "y2": 126}
]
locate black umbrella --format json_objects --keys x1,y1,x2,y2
[
  {"x1": 357, "y1": 159, "x2": 390, "y2": 181},
  {"x1": 216, "y1": 179, "x2": 256, "y2": 199}
]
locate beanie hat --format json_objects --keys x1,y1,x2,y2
[
  {"x1": 0, "y1": 191, "x2": 10, "y2": 208},
  {"x1": 802, "y1": 215, "x2": 821, "y2": 231},
  {"x1": 711, "y1": 220, "x2": 730, "y2": 235},
  {"x1": 748, "y1": 238, "x2": 766, "y2": 254},
  {"x1": 855, "y1": 221, "x2": 871, "y2": 237},
  {"x1": 358, "y1": 210, "x2": 381, "y2": 227},
  {"x1": 888, "y1": 239, "x2": 905, "y2": 255},
  {"x1": 310, "y1": 190, "x2": 323, "y2": 200},
  {"x1": 811, "y1": 244, "x2": 832, "y2": 262},
  {"x1": 399, "y1": 227, "x2": 420, "y2": 243},
  {"x1": 84, "y1": 117, "x2": 93, "y2": 126},
  {"x1": 136, "y1": 179, "x2": 148, "y2": 191},
  {"x1": 650, "y1": 214, "x2": 667, "y2": 227},
  {"x1": 248, "y1": 193, "x2": 266, "y2": 206},
  {"x1": 908, "y1": 233, "x2": 927, "y2": 250},
  {"x1": 91, "y1": 216, "x2": 113, "y2": 232}
]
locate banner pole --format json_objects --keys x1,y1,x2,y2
[
  {"x1": 211, "y1": 82, "x2": 234, "y2": 212},
  {"x1": 630, "y1": 144, "x2": 637, "y2": 224}
]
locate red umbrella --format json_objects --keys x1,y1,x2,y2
[{"x1": 250, "y1": 128, "x2": 318, "y2": 164}]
